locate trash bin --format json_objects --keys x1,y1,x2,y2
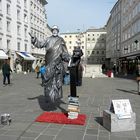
[{"x1": 107, "y1": 70, "x2": 112, "y2": 77}]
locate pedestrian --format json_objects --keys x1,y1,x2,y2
[
  {"x1": 136, "y1": 64, "x2": 140, "y2": 94},
  {"x1": 2, "y1": 59, "x2": 12, "y2": 86},
  {"x1": 39, "y1": 63, "x2": 46, "y2": 86},
  {"x1": 35, "y1": 65, "x2": 40, "y2": 78},
  {"x1": 113, "y1": 64, "x2": 116, "y2": 75},
  {"x1": 101, "y1": 63, "x2": 106, "y2": 73},
  {"x1": 30, "y1": 25, "x2": 70, "y2": 102}
]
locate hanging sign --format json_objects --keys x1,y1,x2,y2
[{"x1": 110, "y1": 99, "x2": 133, "y2": 119}]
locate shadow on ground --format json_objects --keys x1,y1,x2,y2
[
  {"x1": 27, "y1": 95, "x2": 67, "y2": 113},
  {"x1": 95, "y1": 117, "x2": 103, "y2": 126},
  {"x1": 116, "y1": 88, "x2": 138, "y2": 95},
  {"x1": 115, "y1": 74, "x2": 136, "y2": 81}
]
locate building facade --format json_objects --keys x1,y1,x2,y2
[
  {"x1": 106, "y1": 0, "x2": 140, "y2": 74},
  {"x1": 0, "y1": 0, "x2": 48, "y2": 72},
  {"x1": 30, "y1": 0, "x2": 48, "y2": 61},
  {"x1": 120, "y1": 0, "x2": 140, "y2": 74},
  {"x1": 85, "y1": 28, "x2": 106, "y2": 64},
  {"x1": 61, "y1": 27, "x2": 106, "y2": 65},
  {"x1": 106, "y1": 0, "x2": 121, "y2": 69}
]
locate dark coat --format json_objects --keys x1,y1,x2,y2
[{"x1": 2, "y1": 63, "x2": 12, "y2": 75}]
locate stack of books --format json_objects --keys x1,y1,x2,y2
[{"x1": 68, "y1": 96, "x2": 80, "y2": 119}]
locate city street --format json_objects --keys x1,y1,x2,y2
[{"x1": 0, "y1": 73, "x2": 140, "y2": 140}]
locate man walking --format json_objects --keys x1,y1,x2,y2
[{"x1": 2, "y1": 59, "x2": 12, "y2": 86}]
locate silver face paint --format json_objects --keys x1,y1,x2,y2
[{"x1": 52, "y1": 29, "x2": 59, "y2": 37}]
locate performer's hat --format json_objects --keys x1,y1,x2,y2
[{"x1": 51, "y1": 25, "x2": 59, "y2": 32}]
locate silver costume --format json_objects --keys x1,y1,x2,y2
[{"x1": 31, "y1": 27, "x2": 70, "y2": 102}]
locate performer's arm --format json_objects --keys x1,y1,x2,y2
[
  {"x1": 29, "y1": 33, "x2": 48, "y2": 48},
  {"x1": 61, "y1": 39, "x2": 71, "y2": 62}
]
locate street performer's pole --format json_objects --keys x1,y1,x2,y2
[
  {"x1": 67, "y1": 47, "x2": 83, "y2": 119},
  {"x1": 68, "y1": 58, "x2": 77, "y2": 97}
]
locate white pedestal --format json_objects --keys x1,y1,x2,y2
[{"x1": 103, "y1": 110, "x2": 136, "y2": 132}]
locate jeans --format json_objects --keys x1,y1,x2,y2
[{"x1": 3, "y1": 74, "x2": 10, "y2": 84}]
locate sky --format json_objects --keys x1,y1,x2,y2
[{"x1": 46, "y1": 0, "x2": 117, "y2": 33}]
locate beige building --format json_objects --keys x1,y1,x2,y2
[
  {"x1": 120, "y1": 0, "x2": 140, "y2": 74},
  {"x1": 85, "y1": 27, "x2": 106, "y2": 64},
  {"x1": 61, "y1": 28, "x2": 106, "y2": 65},
  {"x1": 60, "y1": 32, "x2": 86, "y2": 58}
]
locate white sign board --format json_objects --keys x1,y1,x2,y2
[{"x1": 111, "y1": 99, "x2": 133, "y2": 119}]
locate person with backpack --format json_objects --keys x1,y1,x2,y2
[{"x1": 39, "y1": 64, "x2": 46, "y2": 86}]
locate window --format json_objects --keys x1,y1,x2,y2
[
  {"x1": 65, "y1": 36, "x2": 67, "y2": 38},
  {"x1": 92, "y1": 51, "x2": 94, "y2": 54},
  {"x1": 17, "y1": 0, "x2": 20, "y2": 3},
  {"x1": 7, "y1": 4, "x2": 10, "y2": 15},
  {"x1": 24, "y1": 14, "x2": 28, "y2": 23},
  {"x1": 102, "y1": 51, "x2": 104, "y2": 54},
  {"x1": 69, "y1": 35, "x2": 72, "y2": 38},
  {"x1": 7, "y1": 40, "x2": 10, "y2": 49},
  {"x1": 97, "y1": 51, "x2": 99, "y2": 54},
  {"x1": 7, "y1": 21, "x2": 10, "y2": 32},
  {"x1": 17, "y1": 10, "x2": 20, "y2": 20},
  {"x1": 17, "y1": 42, "x2": 20, "y2": 51},
  {"x1": 30, "y1": 1, "x2": 33, "y2": 6},
  {"x1": 82, "y1": 46, "x2": 84, "y2": 49},
  {"x1": 24, "y1": 0, "x2": 27, "y2": 8},
  {"x1": 0, "y1": 38, "x2": 2, "y2": 49},
  {"x1": 0, "y1": 0, "x2": 2, "y2": 11},
  {"x1": 69, "y1": 41, "x2": 72, "y2": 44},
  {"x1": 17, "y1": 25, "x2": 21, "y2": 35},
  {"x1": 0, "y1": 18, "x2": 2, "y2": 29},
  {"x1": 25, "y1": 44, "x2": 27, "y2": 51},
  {"x1": 24, "y1": 28, "x2": 27, "y2": 38}
]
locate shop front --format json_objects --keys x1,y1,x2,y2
[
  {"x1": 16, "y1": 52, "x2": 36, "y2": 73},
  {"x1": 119, "y1": 54, "x2": 140, "y2": 75}
]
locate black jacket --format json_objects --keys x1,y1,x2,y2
[{"x1": 2, "y1": 63, "x2": 12, "y2": 75}]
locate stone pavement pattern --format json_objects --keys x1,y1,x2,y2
[{"x1": 0, "y1": 73, "x2": 140, "y2": 140}]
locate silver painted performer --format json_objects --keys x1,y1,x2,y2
[{"x1": 30, "y1": 25, "x2": 70, "y2": 102}]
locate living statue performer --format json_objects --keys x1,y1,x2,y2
[{"x1": 30, "y1": 25, "x2": 70, "y2": 102}]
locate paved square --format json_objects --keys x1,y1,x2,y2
[{"x1": 0, "y1": 73, "x2": 139, "y2": 140}]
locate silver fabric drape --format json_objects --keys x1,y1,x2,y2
[{"x1": 32, "y1": 36, "x2": 70, "y2": 102}]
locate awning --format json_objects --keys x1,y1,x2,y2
[
  {"x1": 0, "y1": 50, "x2": 8, "y2": 59},
  {"x1": 16, "y1": 52, "x2": 36, "y2": 61}
]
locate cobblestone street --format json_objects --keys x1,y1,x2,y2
[{"x1": 0, "y1": 73, "x2": 139, "y2": 140}]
